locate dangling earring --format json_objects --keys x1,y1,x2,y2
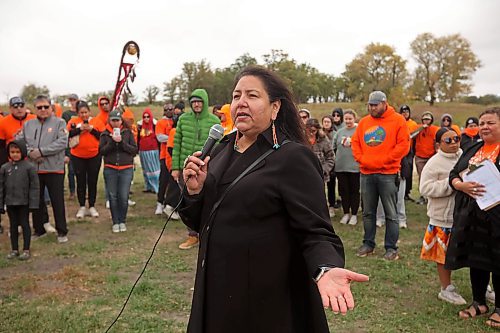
[
  {"x1": 272, "y1": 120, "x2": 280, "y2": 150},
  {"x1": 234, "y1": 131, "x2": 240, "y2": 151}
]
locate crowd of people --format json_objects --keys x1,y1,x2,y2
[{"x1": 0, "y1": 66, "x2": 498, "y2": 330}]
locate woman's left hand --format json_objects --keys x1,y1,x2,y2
[{"x1": 317, "y1": 267, "x2": 369, "y2": 315}]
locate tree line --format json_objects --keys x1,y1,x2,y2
[{"x1": 17, "y1": 32, "x2": 491, "y2": 108}]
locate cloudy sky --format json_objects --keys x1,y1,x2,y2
[{"x1": 0, "y1": 0, "x2": 498, "y2": 104}]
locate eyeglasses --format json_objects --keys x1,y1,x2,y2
[
  {"x1": 101, "y1": 102, "x2": 109, "y2": 106},
  {"x1": 144, "y1": 115, "x2": 150, "y2": 118},
  {"x1": 300, "y1": 115, "x2": 308, "y2": 119},
  {"x1": 442, "y1": 136, "x2": 461, "y2": 144},
  {"x1": 36, "y1": 105, "x2": 50, "y2": 110},
  {"x1": 12, "y1": 103, "x2": 25, "y2": 108}
]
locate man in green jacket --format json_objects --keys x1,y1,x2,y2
[{"x1": 171, "y1": 88, "x2": 220, "y2": 249}]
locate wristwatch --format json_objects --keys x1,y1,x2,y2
[{"x1": 313, "y1": 266, "x2": 334, "y2": 283}]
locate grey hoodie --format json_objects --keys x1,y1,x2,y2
[{"x1": 17, "y1": 115, "x2": 68, "y2": 173}]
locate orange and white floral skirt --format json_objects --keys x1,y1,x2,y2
[{"x1": 420, "y1": 224, "x2": 452, "y2": 265}]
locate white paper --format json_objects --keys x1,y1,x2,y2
[{"x1": 463, "y1": 159, "x2": 500, "y2": 210}]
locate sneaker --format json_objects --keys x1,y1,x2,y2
[
  {"x1": 329, "y1": 207, "x2": 335, "y2": 218},
  {"x1": 399, "y1": 221, "x2": 408, "y2": 229},
  {"x1": 438, "y1": 284, "x2": 467, "y2": 305},
  {"x1": 18, "y1": 251, "x2": 31, "y2": 261},
  {"x1": 128, "y1": 199, "x2": 136, "y2": 207},
  {"x1": 416, "y1": 196, "x2": 427, "y2": 205},
  {"x1": 376, "y1": 220, "x2": 385, "y2": 228},
  {"x1": 106, "y1": 200, "x2": 110, "y2": 209},
  {"x1": 112, "y1": 224, "x2": 120, "y2": 233},
  {"x1": 179, "y1": 236, "x2": 199, "y2": 250},
  {"x1": 486, "y1": 285, "x2": 496, "y2": 304},
  {"x1": 32, "y1": 232, "x2": 47, "y2": 240},
  {"x1": 57, "y1": 235, "x2": 68, "y2": 243},
  {"x1": 356, "y1": 244, "x2": 375, "y2": 257},
  {"x1": 404, "y1": 195, "x2": 414, "y2": 202},
  {"x1": 7, "y1": 250, "x2": 19, "y2": 259},
  {"x1": 383, "y1": 248, "x2": 399, "y2": 261},
  {"x1": 155, "y1": 202, "x2": 164, "y2": 215},
  {"x1": 340, "y1": 214, "x2": 350, "y2": 224},
  {"x1": 119, "y1": 223, "x2": 127, "y2": 232},
  {"x1": 333, "y1": 201, "x2": 341, "y2": 209},
  {"x1": 88, "y1": 207, "x2": 99, "y2": 218},
  {"x1": 76, "y1": 206, "x2": 87, "y2": 219},
  {"x1": 348, "y1": 215, "x2": 358, "y2": 225},
  {"x1": 43, "y1": 222, "x2": 57, "y2": 233},
  {"x1": 163, "y1": 205, "x2": 179, "y2": 220}
]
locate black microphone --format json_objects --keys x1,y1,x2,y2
[{"x1": 199, "y1": 124, "x2": 224, "y2": 160}]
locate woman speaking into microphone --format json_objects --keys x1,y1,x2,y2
[{"x1": 180, "y1": 66, "x2": 368, "y2": 333}]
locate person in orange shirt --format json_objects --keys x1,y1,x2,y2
[
  {"x1": 154, "y1": 104, "x2": 174, "y2": 215},
  {"x1": 399, "y1": 105, "x2": 418, "y2": 201},
  {"x1": 0, "y1": 97, "x2": 36, "y2": 166},
  {"x1": 67, "y1": 101, "x2": 106, "y2": 219},
  {"x1": 351, "y1": 91, "x2": 410, "y2": 261},
  {"x1": 94, "y1": 96, "x2": 111, "y2": 125},
  {"x1": 413, "y1": 111, "x2": 440, "y2": 205},
  {"x1": 214, "y1": 104, "x2": 234, "y2": 135},
  {"x1": 440, "y1": 113, "x2": 461, "y2": 135},
  {"x1": 52, "y1": 103, "x2": 63, "y2": 118}
]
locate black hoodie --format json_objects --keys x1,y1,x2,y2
[{"x1": 0, "y1": 140, "x2": 39, "y2": 208}]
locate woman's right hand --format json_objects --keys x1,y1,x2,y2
[{"x1": 183, "y1": 151, "x2": 210, "y2": 195}]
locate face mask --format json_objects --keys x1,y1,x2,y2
[{"x1": 464, "y1": 127, "x2": 479, "y2": 137}]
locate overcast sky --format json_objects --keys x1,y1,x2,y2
[{"x1": 0, "y1": 0, "x2": 499, "y2": 104}]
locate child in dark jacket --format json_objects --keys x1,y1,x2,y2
[{"x1": 0, "y1": 140, "x2": 39, "y2": 260}]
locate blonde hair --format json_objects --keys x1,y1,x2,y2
[{"x1": 343, "y1": 109, "x2": 357, "y2": 120}]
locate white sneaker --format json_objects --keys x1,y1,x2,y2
[
  {"x1": 438, "y1": 284, "x2": 467, "y2": 305},
  {"x1": 119, "y1": 223, "x2": 127, "y2": 232},
  {"x1": 57, "y1": 235, "x2": 68, "y2": 243},
  {"x1": 155, "y1": 202, "x2": 164, "y2": 215},
  {"x1": 112, "y1": 224, "x2": 120, "y2": 233},
  {"x1": 376, "y1": 220, "x2": 385, "y2": 228},
  {"x1": 76, "y1": 206, "x2": 87, "y2": 219},
  {"x1": 128, "y1": 199, "x2": 136, "y2": 207},
  {"x1": 328, "y1": 207, "x2": 335, "y2": 218},
  {"x1": 163, "y1": 205, "x2": 180, "y2": 220},
  {"x1": 399, "y1": 221, "x2": 408, "y2": 229},
  {"x1": 486, "y1": 285, "x2": 496, "y2": 304},
  {"x1": 340, "y1": 214, "x2": 350, "y2": 224},
  {"x1": 106, "y1": 201, "x2": 110, "y2": 209},
  {"x1": 348, "y1": 215, "x2": 358, "y2": 225},
  {"x1": 88, "y1": 207, "x2": 99, "y2": 218},
  {"x1": 43, "y1": 222, "x2": 57, "y2": 233}
]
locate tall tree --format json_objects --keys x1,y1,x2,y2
[
  {"x1": 20, "y1": 83, "x2": 50, "y2": 105},
  {"x1": 410, "y1": 33, "x2": 481, "y2": 105},
  {"x1": 343, "y1": 43, "x2": 408, "y2": 102},
  {"x1": 143, "y1": 85, "x2": 160, "y2": 104}
]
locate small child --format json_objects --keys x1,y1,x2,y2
[{"x1": 0, "y1": 140, "x2": 39, "y2": 260}]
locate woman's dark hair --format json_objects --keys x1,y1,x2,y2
[
  {"x1": 233, "y1": 66, "x2": 307, "y2": 145},
  {"x1": 76, "y1": 100, "x2": 90, "y2": 111},
  {"x1": 479, "y1": 107, "x2": 500, "y2": 119}
]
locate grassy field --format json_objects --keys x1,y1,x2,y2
[{"x1": 0, "y1": 166, "x2": 497, "y2": 333}]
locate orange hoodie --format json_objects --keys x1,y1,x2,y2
[
  {"x1": 156, "y1": 117, "x2": 173, "y2": 160},
  {"x1": 351, "y1": 105, "x2": 410, "y2": 174},
  {"x1": 0, "y1": 113, "x2": 36, "y2": 143},
  {"x1": 95, "y1": 96, "x2": 110, "y2": 125},
  {"x1": 218, "y1": 104, "x2": 234, "y2": 135}
]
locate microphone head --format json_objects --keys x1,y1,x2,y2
[{"x1": 208, "y1": 124, "x2": 225, "y2": 141}]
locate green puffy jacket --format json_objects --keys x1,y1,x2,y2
[{"x1": 172, "y1": 88, "x2": 221, "y2": 171}]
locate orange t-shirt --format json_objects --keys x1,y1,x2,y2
[
  {"x1": 67, "y1": 117, "x2": 106, "y2": 158},
  {"x1": 165, "y1": 127, "x2": 176, "y2": 170},
  {"x1": 0, "y1": 114, "x2": 36, "y2": 143},
  {"x1": 156, "y1": 118, "x2": 173, "y2": 160},
  {"x1": 414, "y1": 125, "x2": 439, "y2": 159}
]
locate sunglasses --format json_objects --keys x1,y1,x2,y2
[
  {"x1": 36, "y1": 105, "x2": 50, "y2": 110},
  {"x1": 442, "y1": 136, "x2": 461, "y2": 144},
  {"x1": 300, "y1": 115, "x2": 308, "y2": 119},
  {"x1": 164, "y1": 108, "x2": 174, "y2": 111},
  {"x1": 144, "y1": 115, "x2": 150, "y2": 118},
  {"x1": 12, "y1": 103, "x2": 25, "y2": 108},
  {"x1": 443, "y1": 118, "x2": 451, "y2": 122},
  {"x1": 101, "y1": 102, "x2": 109, "y2": 106},
  {"x1": 333, "y1": 114, "x2": 341, "y2": 117}
]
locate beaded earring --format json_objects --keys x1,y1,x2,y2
[
  {"x1": 234, "y1": 131, "x2": 240, "y2": 151},
  {"x1": 272, "y1": 120, "x2": 280, "y2": 150}
]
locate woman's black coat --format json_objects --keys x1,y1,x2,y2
[{"x1": 180, "y1": 127, "x2": 345, "y2": 333}]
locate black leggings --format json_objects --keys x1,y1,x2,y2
[
  {"x1": 326, "y1": 171, "x2": 336, "y2": 207},
  {"x1": 470, "y1": 268, "x2": 500, "y2": 308},
  {"x1": 7, "y1": 205, "x2": 30, "y2": 251},
  {"x1": 336, "y1": 172, "x2": 361, "y2": 215},
  {"x1": 71, "y1": 154, "x2": 101, "y2": 207},
  {"x1": 157, "y1": 159, "x2": 170, "y2": 204}
]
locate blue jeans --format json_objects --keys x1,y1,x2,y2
[
  {"x1": 104, "y1": 167, "x2": 133, "y2": 225},
  {"x1": 360, "y1": 173, "x2": 399, "y2": 250}
]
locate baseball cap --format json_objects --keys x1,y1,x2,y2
[
  {"x1": 9, "y1": 96, "x2": 25, "y2": 106},
  {"x1": 189, "y1": 96, "x2": 203, "y2": 103},
  {"x1": 109, "y1": 109, "x2": 123, "y2": 120},
  {"x1": 68, "y1": 93, "x2": 79, "y2": 100},
  {"x1": 368, "y1": 91, "x2": 387, "y2": 105}
]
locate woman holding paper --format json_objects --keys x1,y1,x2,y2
[{"x1": 446, "y1": 107, "x2": 500, "y2": 328}]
